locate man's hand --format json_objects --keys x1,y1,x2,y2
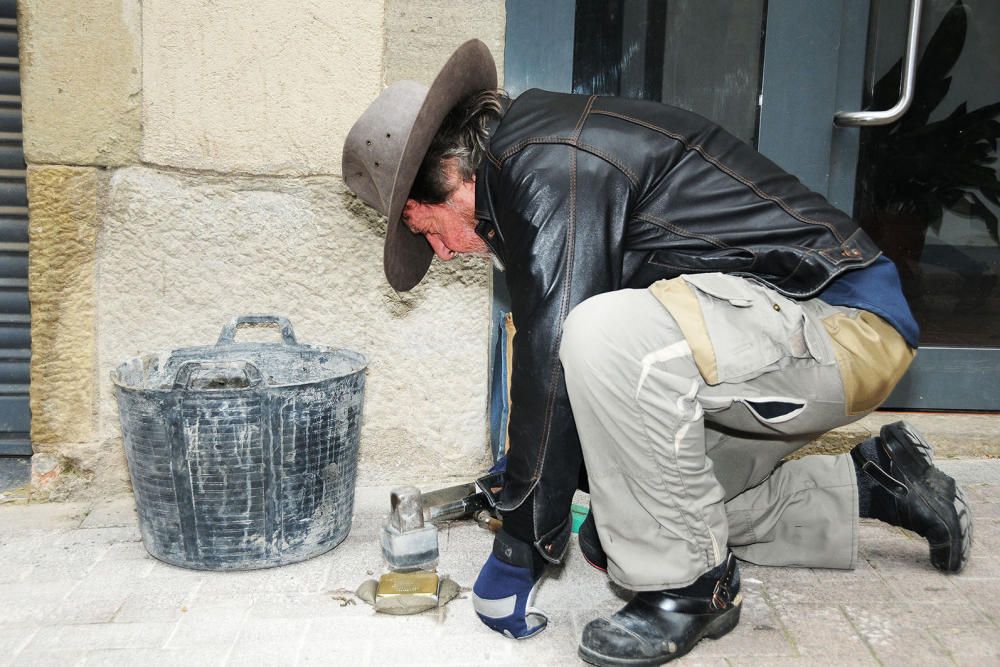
[{"x1": 472, "y1": 530, "x2": 548, "y2": 639}]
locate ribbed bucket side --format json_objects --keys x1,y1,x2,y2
[
  {"x1": 115, "y1": 389, "x2": 186, "y2": 565},
  {"x1": 176, "y1": 391, "x2": 269, "y2": 568},
  {"x1": 273, "y1": 373, "x2": 366, "y2": 557}
]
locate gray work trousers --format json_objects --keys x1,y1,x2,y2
[{"x1": 560, "y1": 273, "x2": 914, "y2": 591}]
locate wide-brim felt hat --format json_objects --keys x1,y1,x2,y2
[{"x1": 342, "y1": 39, "x2": 497, "y2": 291}]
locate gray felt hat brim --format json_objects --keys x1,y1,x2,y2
[{"x1": 342, "y1": 40, "x2": 497, "y2": 291}]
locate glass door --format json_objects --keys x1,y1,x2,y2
[
  {"x1": 853, "y1": 0, "x2": 1000, "y2": 408},
  {"x1": 503, "y1": 0, "x2": 1000, "y2": 411}
]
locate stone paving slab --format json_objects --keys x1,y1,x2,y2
[
  {"x1": 815, "y1": 413, "x2": 1000, "y2": 459},
  {"x1": 0, "y1": 461, "x2": 998, "y2": 665}
]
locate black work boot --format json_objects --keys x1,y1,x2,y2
[
  {"x1": 853, "y1": 420, "x2": 973, "y2": 573},
  {"x1": 578, "y1": 510, "x2": 608, "y2": 572},
  {"x1": 579, "y1": 553, "x2": 741, "y2": 666}
]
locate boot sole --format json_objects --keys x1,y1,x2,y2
[
  {"x1": 885, "y1": 422, "x2": 973, "y2": 573},
  {"x1": 933, "y1": 483, "x2": 972, "y2": 573},
  {"x1": 577, "y1": 600, "x2": 742, "y2": 667}
]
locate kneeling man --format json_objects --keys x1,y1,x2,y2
[{"x1": 342, "y1": 40, "x2": 971, "y2": 666}]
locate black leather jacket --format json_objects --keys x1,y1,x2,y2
[{"x1": 474, "y1": 90, "x2": 880, "y2": 563}]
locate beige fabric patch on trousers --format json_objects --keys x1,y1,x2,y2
[
  {"x1": 648, "y1": 277, "x2": 720, "y2": 384},
  {"x1": 822, "y1": 310, "x2": 915, "y2": 415}
]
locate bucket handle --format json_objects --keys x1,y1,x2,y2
[
  {"x1": 172, "y1": 360, "x2": 265, "y2": 390},
  {"x1": 216, "y1": 314, "x2": 298, "y2": 346}
]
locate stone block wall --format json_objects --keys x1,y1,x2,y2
[
  {"x1": 18, "y1": 0, "x2": 141, "y2": 165},
  {"x1": 25, "y1": 166, "x2": 103, "y2": 495},
  {"x1": 140, "y1": 1, "x2": 384, "y2": 175},
  {"x1": 19, "y1": 0, "x2": 506, "y2": 500}
]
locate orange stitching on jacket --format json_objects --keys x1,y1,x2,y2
[
  {"x1": 496, "y1": 137, "x2": 639, "y2": 188},
  {"x1": 634, "y1": 212, "x2": 730, "y2": 249},
  {"x1": 536, "y1": 145, "x2": 578, "y2": 480},
  {"x1": 591, "y1": 109, "x2": 846, "y2": 243},
  {"x1": 573, "y1": 96, "x2": 597, "y2": 138},
  {"x1": 498, "y1": 136, "x2": 573, "y2": 162},
  {"x1": 767, "y1": 254, "x2": 809, "y2": 285},
  {"x1": 486, "y1": 148, "x2": 502, "y2": 169},
  {"x1": 576, "y1": 142, "x2": 640, "y2": 187}
]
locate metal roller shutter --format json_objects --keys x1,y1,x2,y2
[{"x1": 0, "y1": 0, "x2": 30, "y2": 457}]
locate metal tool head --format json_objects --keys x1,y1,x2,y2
[
  {"x1": 389, "y1": 486, "x2": 425, "y2": 532},
  {"x1": 382, "y1": 485, "x2": 439, "y2": 570}
]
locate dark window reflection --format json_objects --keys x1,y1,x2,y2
[
  {"x1": 571, "y1": 0, "x2": 766, "y2": 146},
  {"x1": 855, "y1": 0, "x2": 1000, "y2": 346}
]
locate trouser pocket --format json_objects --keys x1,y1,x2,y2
[{"x1": 649, "y1": 273, "x2": 827, "y2": 385}]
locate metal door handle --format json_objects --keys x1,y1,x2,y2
[{"x1": 835, "y1": 0, "x2": 923, "y2": 126}]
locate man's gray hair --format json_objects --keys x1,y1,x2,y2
[{"x1": 410, "y1": 89, "x2": 508, "y2": 204}]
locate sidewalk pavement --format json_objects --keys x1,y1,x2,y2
[{"x1": 1, "y1": 459, "x2": 999, "y2": 667}]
